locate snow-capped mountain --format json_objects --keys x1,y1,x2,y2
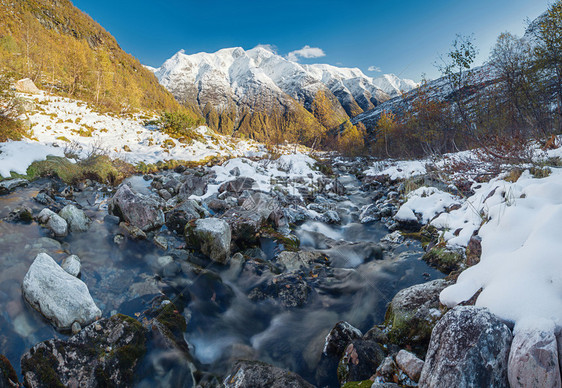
[
  {"x1": 373, "y1": 74, "x2": 419, "y2": 98},
  {"x1": 151, "y1": 47, "x2": 418, "y2": 135}
]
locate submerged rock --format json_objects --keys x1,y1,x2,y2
[
  {"x1": 185, "y1": 218, "x2": 231, "y2": 263},
  {"x1": 59, "y1": 204, "x2": 90, "y2": 232},
  {"x1": 508, "y1": 327, "x2": 561, "y2": 388},
  {"x1": 109, "y1": 184, "x2": 165, "y2": 231},
  {"x1": 21, "y1": 314, "x2": 146, "y2": 388},
  {"x1": 22, "y1": 253, "x2": 101, "y2": 330},
  {"x1": 0, "y1": 178, "x2": 28, "y2": 195},
  {"x1": 224, "y1": 360, "x2": 314, "y2": 388},
  {"x1": 384, "y1": 279, "x2": 450, "y2": 349},
  {"x1": 248, "y1": 273, "x2": 312, "y2": 308},
  {"x1": 61, "y1": 254, "x2": 81, "y2": 277},
  {"x1": 276, "y1": 250, "x2": 328, "y2": 272},
  {"x1": 38, "y1": 208, "x2": 68, "y2": 237},
  {"x1": 419, "y1": 306, "x2": 512, "y2": 388}
]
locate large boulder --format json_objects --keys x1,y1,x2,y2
[
  {"x1": 384, "y1": 279, "x2": 450, "y2": 349},
  {"x1": 224, "y1": 360, "x2": 314, "y2": 388},
  {"x1": 419, "y1": 306, "x2": 512, "y2": 388},
  {"x1": 14, "y1": 78, "x2": 40, "y2": 94},
  {"x1": 508, "y1": 327, "x2": 561, "y2": 388},
  {"x1": 185, "y1": 218, "x2": 231, "y2": 263},
  {"x1": 108, "y1": 184, "x2": 165, "y2": 231},
  {"x1": 59, "y1": 205, "x2": 90, "y2": 232},
  {"x1": 21, "y1": 314, "x2": 146, "y2": 388},
  {"x1": 22, "y1": 253, "x2": 101, "y2": 330},
  {"x1": 221, "y1": 208, "x2": 265, "y2": 245}
]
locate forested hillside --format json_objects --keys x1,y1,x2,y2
[{"x1": 0, "y1": 0, "x2": 200, "y2": 118}]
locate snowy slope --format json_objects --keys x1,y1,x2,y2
[
  {"x1": 372, "y1": 74, "x2": 419, "y2": 97},
  {"x1": 151, "y1": 46, "x2": 418, "y2": 119},
  {"x1": 0, "y1": 92, "x2": 267, "y2": 177}
]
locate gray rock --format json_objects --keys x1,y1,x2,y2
[
  {"x1": 185, "y1": 218, "x2": 231, "y2": 263},
  {"x1": 508, "y1": 328, "x2": 561, "y2": 388},
  {"x1": 221, "y1": 207, "x2": 264, "y2": 244},
  {"x1": 59, "y1": 205, "x2": 90, "y2": 232},
  {"x1": 381, "y1": 231, "x2": 404, "y2": 244},
  {"x1": 61, "y1": 254, "x2": 81, "y2": 277},
  {"x1": 276, "y1": 250, "x2": 327, "y2": 272},
  {"x1": 37, "y1": 208, "x2": 55, "y2": 224},
  {"x1": 395, "y1": 349, "x2": 424, "y2": 382},
  {"x1": 159, "y1": 188, "x2": 172, "y2": 201},
  {"x1": 22, "y1": 253, "x2": 101, "y2": 330},
  {"x1": 0, "y1": 178, "x2": 28, "y2": 195},
  {"x1": 178, "y1": 174, "x2": 208, "y2": 198},
  {"x1": 384, "y1": 279, "x2": 450, "y2": 348},
  {"x1": 21, "y1": 314, "x2": 146, "y2": 388},
  {"x1": 419, "y1": 306, "x2": 512, "y2": 388},
  {"x1": 47, "y1": 213, "x2": 68, "y2": 237},
  {"x1": 224, "y1": 360, "x2": 314, "y2": 388},
  {"x1": 109, "y1": 184, "x2": 165, "y2": 231},
  {"x1": 219, "y1": 176, "x2": 256, "y2": 194},
  {"x1": 376, "y1": 356, "x2": 399, "y2": 380}
]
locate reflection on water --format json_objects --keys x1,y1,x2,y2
[{"x1": 0, "y1": 173, "x2": 442, "y2": 387}]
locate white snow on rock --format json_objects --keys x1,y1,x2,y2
[
  {"x1": 398, "y1": 187, "x2": 459, "y2": 223},
  {"x1": 194, "y1": 153, "x2": 323, "y2": 201},
  {"x1": 364, "y1": 159, "x2": 427, "y2": 180},
  {"x1": 439, "y1": 168, "x2": 562, "y2": 330},
  {"x1": 22, "y1": 253, "x2": 101, "y2": 330}
]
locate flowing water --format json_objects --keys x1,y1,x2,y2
[{"x1": 0, "y1": 171, "x2": 442, "y2": 387}]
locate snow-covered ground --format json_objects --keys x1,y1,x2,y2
[
  {"x1": 380, "y1": 152, "x2": 562, "y2": 333},
  {"x1": 0, "y1": 92, "x2": 272, "y2": 178}
]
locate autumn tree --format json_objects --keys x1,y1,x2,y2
[{"x1": 534, "y1": 0, "x2": 562, "y2": 128}]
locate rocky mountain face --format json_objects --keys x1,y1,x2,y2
[{"x1": 151, "y1": 47, "x2": 418, "y2": 142}]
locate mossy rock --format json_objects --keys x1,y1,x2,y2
[
  {"x1": 0, "y1": 355, "x2": 18, "y2": 387},
  {"x1": 403, "y1": 224, "x2": 439, "y2": 249},
  {"x1": 21, "y1": 314, "x2": 147, "y2": 388},
  {"x1": 384, "y1": 279, "x2": 450, "y2": 352},
  {"x1": 422, "y1": 247, "x2": 464, "y2": 274}
]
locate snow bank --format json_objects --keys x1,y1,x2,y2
[
  {"x1": 439, "y1": 168, "x2": 562, "y2": 330},
  {"x1": 364, "y1": 160, "x2": 427, "y2": 180},
  {"x1": 0, "y1": 140, "x2": 65, "y2": 178},
  {"x1": 397, "y1": 187, "x2": 459, "y2": 223}
]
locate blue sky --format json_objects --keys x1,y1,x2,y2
[{"x1": 73, "y1": 0, "x2": 550, "y2": 81}]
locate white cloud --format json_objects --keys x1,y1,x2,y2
[
  {"x1": 286, "y1": 45, "x2": 326, "y2": 62},
  {"x1": 368, "y1": 65, "x2": 381, "y2": 72},
  {"x1": 255, "y1": 44, "x2": 277, "y2": 54}
]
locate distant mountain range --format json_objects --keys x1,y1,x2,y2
[{"x1": 149, "y1": 47, "x2": 418, "y2": 140}]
